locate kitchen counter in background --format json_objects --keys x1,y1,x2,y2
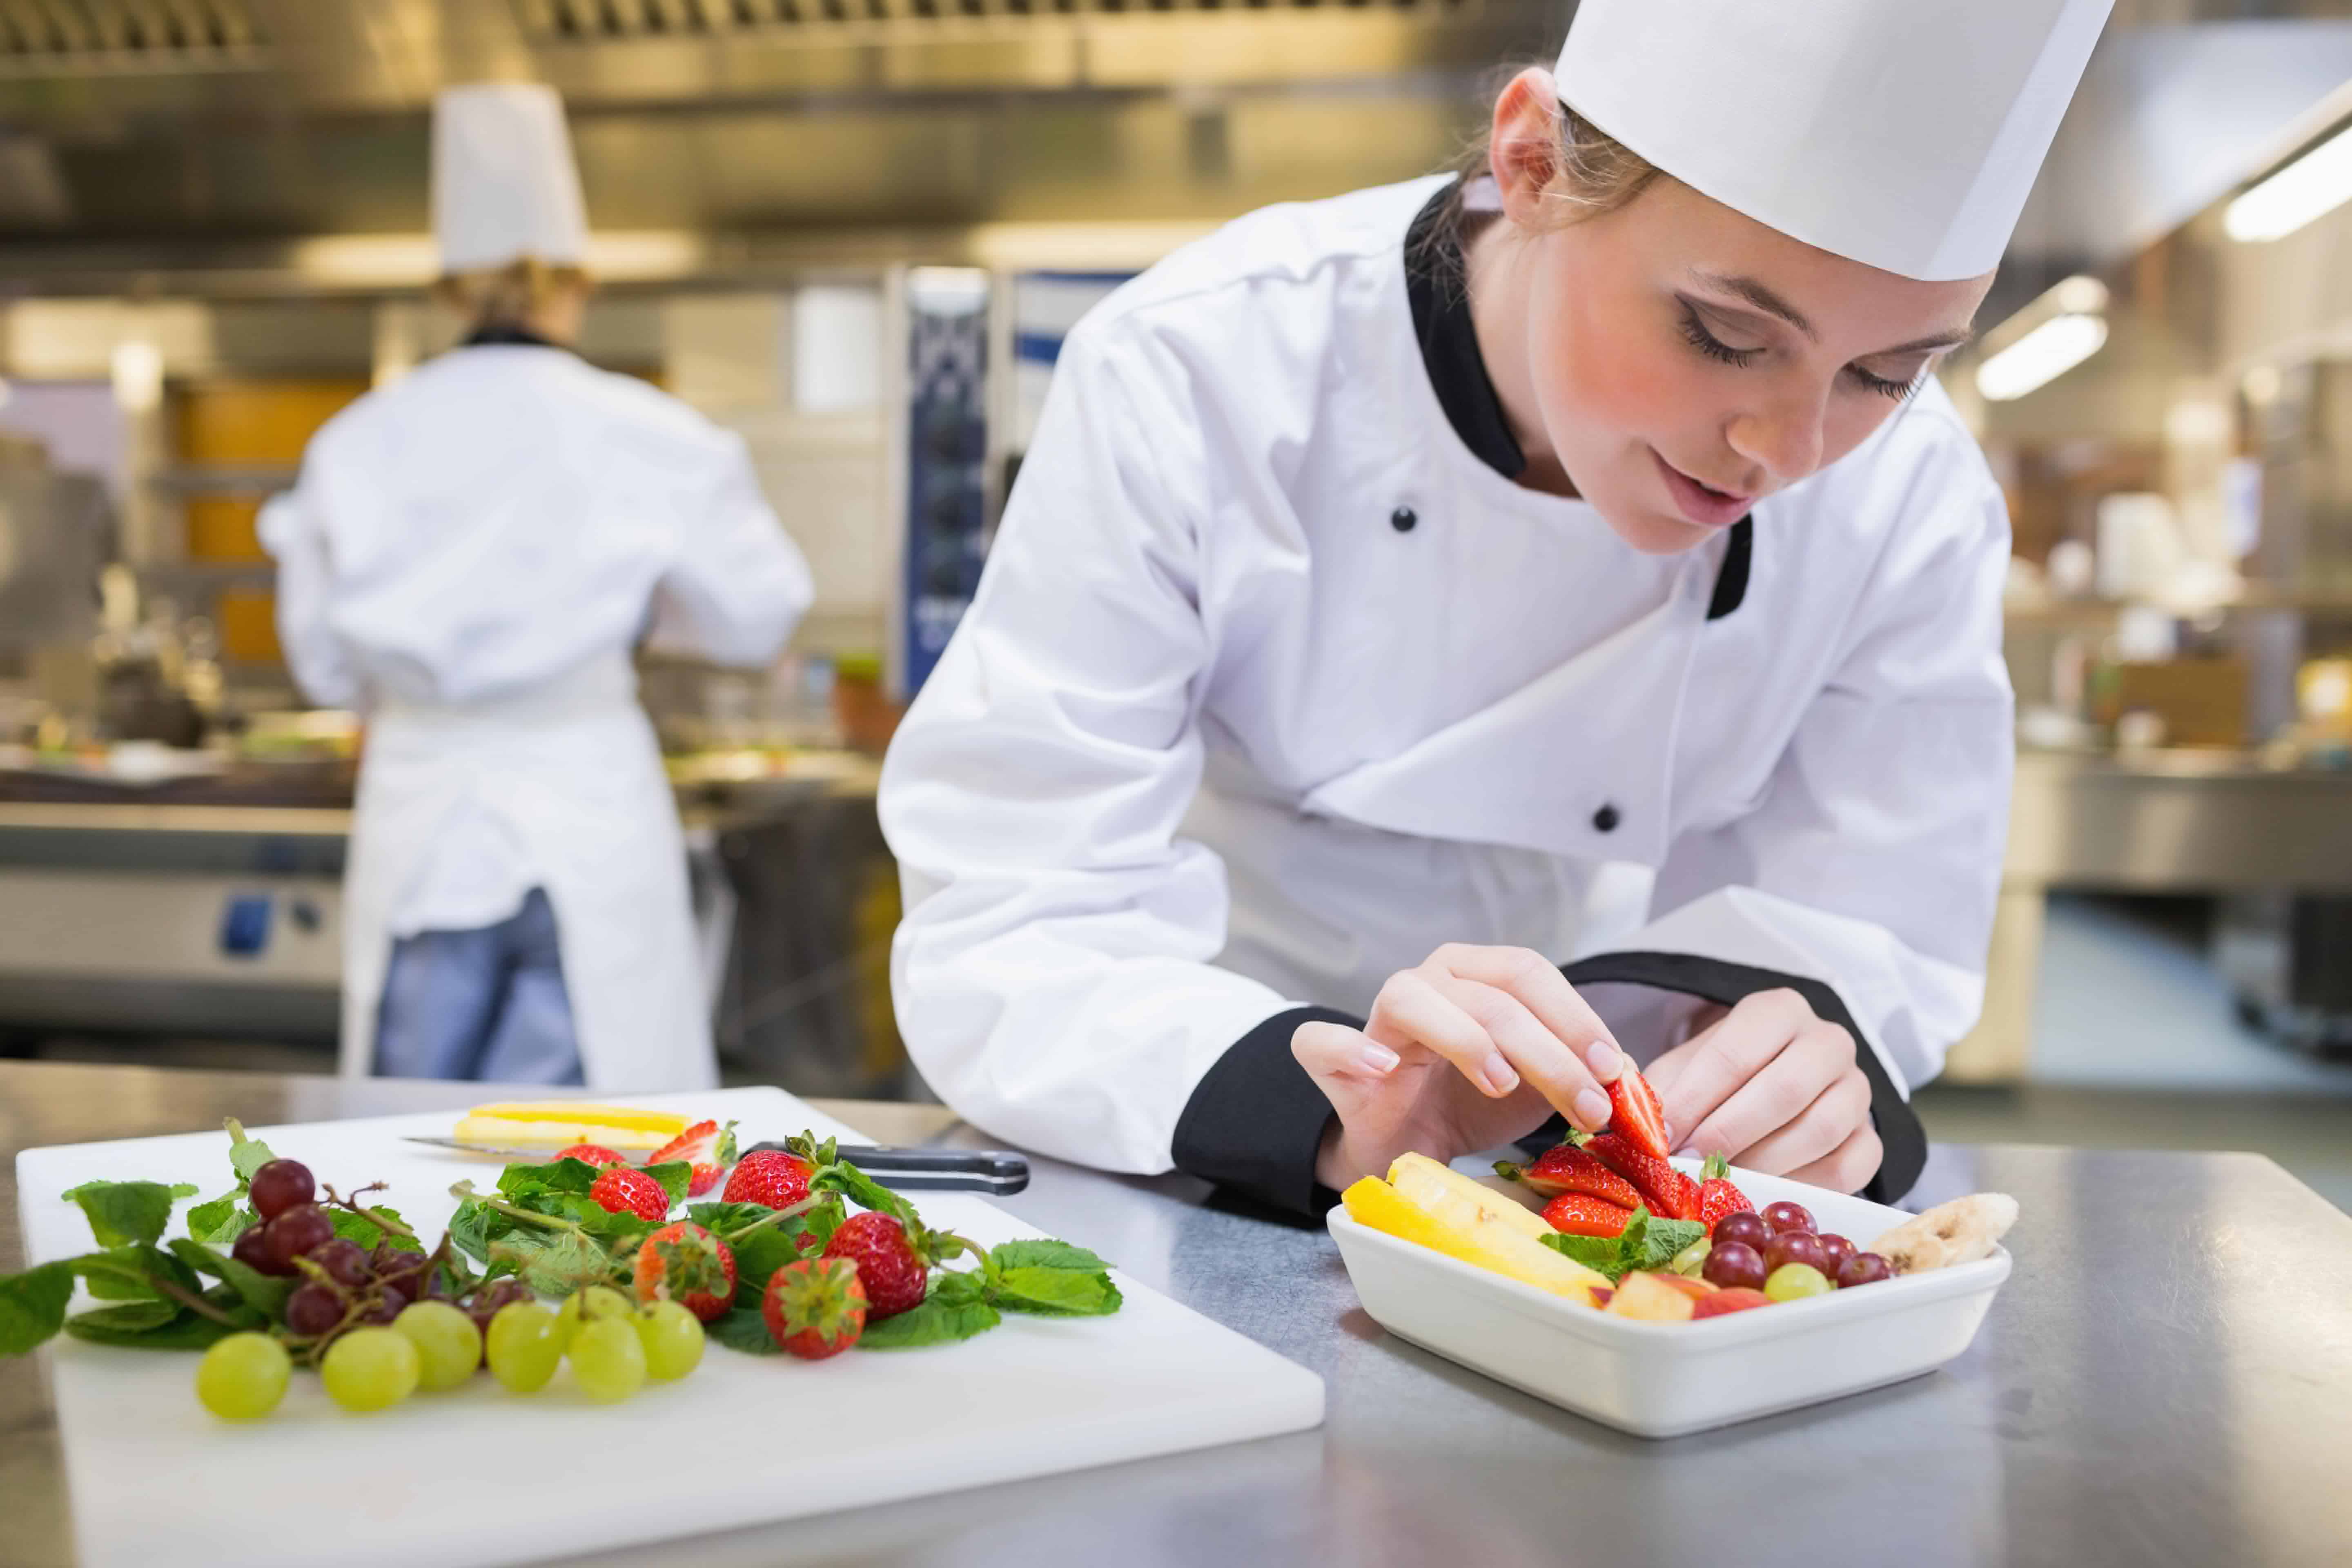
[{"x1": 3, "y1": 1060, "x2": 2347, "y2": 1568}]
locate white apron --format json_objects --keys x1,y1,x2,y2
[{"x1": 336, "y1": 658, "x2": 712, "y2": 1092}]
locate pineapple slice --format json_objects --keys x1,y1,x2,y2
[
  {"x1": 1387, "y1": 1152, "x2": 1553, "y2": 1241},
  {"x1": 1344, "y1": 1171, "x2": 1608, "y2": 1306},
  {"x1": 452, "y1": 1102, "x2": 692, "y2": 1154}
]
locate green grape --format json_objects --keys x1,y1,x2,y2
[
  {"x1": 194, "y1": 1332, "x2": 291, "y2": 1420},
  {"x1": 485, "y1": 1301, "x2": 564, "y2": 1393},
  {"x1": 394, "y1": 1300, "x2": 482, "y2": 1392},
  {"x1": 320, "y1": 1326, "x2": 421, "y2": 1413},
  {"x1": 634, "y1": 1301, "x2": 705, "y2": 1382},
  {"x1": 568, "y1": 1316, "x2": 647, "y2": 1403},
  {"x1": 553, "y1": 1285, "x2": 633, "y2": 1352},
  {"x1": 1764, "y1": 1263, "x2": 1833, "y2": 1303}
]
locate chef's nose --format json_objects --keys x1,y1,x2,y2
[{"x1": 1726, "y1": 391, "x2": 1826, "y2": 486}]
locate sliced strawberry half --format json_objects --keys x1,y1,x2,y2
[
  {"x1": 1495, "y1": 1143, "x2": 1642, "y2": 1208},
  {"x1": 1542, "y1": 1192, "x2": 1637, "y2": 1238},
  {"x1": 1602, "y1": 1064, "x2": 1674, "y2": 1163},
  {"x1": 648, "y1": 1119, "x2": 738, "y2": 1198},
  {"x1": 1583, "y1": 1131, "x2": 1700, "y2": 1221},
  {"x1": 1695, "y1": 1152, "x2": 1755, "y2": 1233}
]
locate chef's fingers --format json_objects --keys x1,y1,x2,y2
[
  {"x1": 1781, "y1": 1119, "x2": 1884, "y2": 1196},
  {"x1": 1290, "y1": 1018, "x2": 1403, "y2": 1094},
  {"x1": 1425, "y1": 944, "x2": 1626, "y2": 1087},
  {"x1": 1365, "y1": 969, "x2": 1521, "y2": 1098},
  {"x1": 1671, "y1": 1012, "x2": 1850, "y2": 1163},
  {"x1": 1729, "y1": 1060, "x2": 1871, "y2": 1176},
  {"x1": 1654, "y1": 988, "x2": 1816, "y2": 1149},
  {"x1": 1422, "y1": 973, "x2": 1614, "y2": 1134}
]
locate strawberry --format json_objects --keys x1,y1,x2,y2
[
  {"x1": 553, "y1": 1144, "x2": 625, "y2": 1168},
  {"x1": 1497, "y1": 1144, "x2": 1642, "y2": 1209},
  {"x1": 588, "y1": 1165, "x2": 670, "y2": 1224},
  {"x1": 722, "y1": 1149, "x2": 812, "y2": 1210},
  {"x1": 1695, "y1": 1152, "x2": 1755, "y2": 1234},
  {"x1": 762, "y1": 1256, "x2": 867, "y2": 1359},
  {"x1": 1602, "y1": 1062, "x2": 1674, "y2": 1163},
  {"x1": 649, "y1": 1119, "x2": 739, "y2": 1199},
  {"x1": 1584, "y1": 1131, "x2": 1700, "y2": 1221},
  {"x1": 822, "y1": 1211, "x2": 929, "y2": 1320},
  {"x1": 1542, "y1": 1192, "x2": 1637, "y2": 1238},
  {"x1": 630, "y1": 1221, "x2": 738, "y2": 1322}
]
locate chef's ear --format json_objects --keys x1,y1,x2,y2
[{"x1": 1486, "y1": 67, "x2": 1566, "y2": 227}]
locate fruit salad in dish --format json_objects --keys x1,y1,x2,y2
[{"x1": 1343, "y1": 1061, "x2": 2019, "y2": 1324}]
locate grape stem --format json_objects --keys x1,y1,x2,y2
[
  {"x1": 320, "y1": 1181, "x2": 422, "y2": 1245},
  {"x1": 448, "y1": 1182, "x2": 590, "y2": 1236}
]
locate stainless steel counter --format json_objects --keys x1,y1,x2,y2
[{"x1": 4, "y1": 1061, "x2": 2348, "y2": 1568}]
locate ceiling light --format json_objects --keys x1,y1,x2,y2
[
  {"x1": 292, "y1": 230, "x2": 704, "y2": 287},
  {"x1": 1975, "y1": 314, "x2": 2107, "y2": 402},
  {"x1": 2225, "y1": 122, "x2": 2352, "y2": 242}
]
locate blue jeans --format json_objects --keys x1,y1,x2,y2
[{"x1": 373, "y1": 888, "x2": 584, "y2": 1085}]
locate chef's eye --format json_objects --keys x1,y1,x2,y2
[
  {"x1": 1846, "y1": 363, "x2": 1923, "y2": 402},
  {"x1": 1677, "y1": 305, "x2": 1763, "y2": 368}
]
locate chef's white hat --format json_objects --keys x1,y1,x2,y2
[
  {"x1": 1555, "y1": 0, "x2": 2113, "y2": 281},
  {"x1": 432, "y1": 83, "x2": 589, "y2": 275}
]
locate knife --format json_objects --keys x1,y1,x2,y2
[{"x1": 401, "y1": 1137, "x2": 1029, "y2": 1196}]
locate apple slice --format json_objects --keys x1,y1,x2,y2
[
  {"x1": 1604, "y1": 1270, "x2": 1699, "y2": 1323},
  {"x1": 1692, "y1": 1287, "x2": 1771, "y2": 1319}
]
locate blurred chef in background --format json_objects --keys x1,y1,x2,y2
[{"x1": 261, "y1": 84, "x2": 813, "y2": 1092}]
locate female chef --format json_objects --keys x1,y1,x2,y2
[
  {"x1": 264, "y1": 85, "x2": 812, "y2": 1090},
  {"x1": 881, "y1": 0, "x2": 2113, "y2": 1213}
]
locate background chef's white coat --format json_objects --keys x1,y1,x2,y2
[
  {"x1": 881, "y1": 176, "x2": 2014, "y2": 1175},
  {"x1": 264, "y1": 344, "x2": 813, "y2": 1089}
]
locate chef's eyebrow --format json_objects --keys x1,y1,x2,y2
[{"x1": 1688, "y1": 270, "x2": 1977, "y2": 356}]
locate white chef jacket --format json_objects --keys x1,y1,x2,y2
[
  {"x1": 881, "y1": 176, "x2": 2013, "y2": 1210},
  {"x1": 264, "y1": 342, "x2": 813, "y2": 1087}
]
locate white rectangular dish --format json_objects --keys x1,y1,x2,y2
[
  {"x1": 1327, "y1": 1158, "x2": 2008, "y2": 1439},
  {"x1": 18, "y1": 1086, "x2": 1326, "y2": 1568}
]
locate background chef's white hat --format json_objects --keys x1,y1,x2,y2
[
  {"x1": 1555, "y1": 0, "x2": 2114, "y2": 281},
  {"x1": 432, "y1": 83, "x2": 589, "y2": 275}
]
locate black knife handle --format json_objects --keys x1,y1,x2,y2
[{"x1": 742, "y1": 1141, "x2": 1029, "y2": 1195}]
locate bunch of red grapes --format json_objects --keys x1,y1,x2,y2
[
  {"x1": 228, "y1": 1158, "x2": 527, "y2": 1345},
  {"x1": 1702, "y1": 1200, "x2": 1894, "y2": 1294}
]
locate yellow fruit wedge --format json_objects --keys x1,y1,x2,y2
[
  {"x1": 1343, "y1": 1174, "x2": 1608, "y2": 1306},
  {"x1": 1387, "y1": 1152, "x2": 1557, "y2": 1242},
  {"x1": 453, "y1": 1102, "x2": 692, "y2": 1154}
]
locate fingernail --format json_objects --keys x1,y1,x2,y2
[
  {"x1": 1482, "y1": 1053, "x2": 1519, "y2": 1095},
  {"x1": 1573, "y1": 1087, "x2": 1610, "y2": 1128},
  {"x1": 1359, "y1": 1042, "x2": 1400, "y2": 1074},
  {"x1": 1585, "y1": 1040, "x2": 1621, "y2": 1080}
]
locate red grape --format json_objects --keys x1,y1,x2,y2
[
  {"x1": 1701, "y1": 1239, "x2": 1769, "y2": 1291},
  {"x1": 1761, "y1": 1200, "x2": 1815, "y2": 1236},
  {"x1": 1815, "y1": 1234, "x2": 1856, "y2": 1277},
  {"x1": 285, "y1": 1281, "x2": 345, "y2": 1337},
  {"x1": 247, "y1": 1159, "x2": 315, "y2": 1222},
  {"x1": 358, "y1": 1296, "x2": 401, "y2": 1325},
  {"x1": 465, "y1": 1280, "x2": 532, "y2": 1335},
  {"x1": 309, "y1": 1238, "x2": 370, "y2": 1290},
  {"x1": 1764, "y1": 1230, "x2": 1831, "y2": 1276},
  {"x1": 373, "y1": 1250, "x2": 428, "y2": 1304},
  {"x1": 259, "y1": 1205, "x2": 335, "y2": 1273},
  {"x1": 1837, "y1": 1252, "x2": 1894, "y2": 1288},
  {"x1": 231, "y1": 1223, "x2": 292, "y2": 1278},
  {"x1": 1711, "y1": 1211, "x2": 1771, "y2": 1252}
]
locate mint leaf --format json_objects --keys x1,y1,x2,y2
[
  {"x1": 448, "y1": 1200, "x2": 500, "y2": 1266},
  {"x1": 74, "y1": 1244, "x2": 202, "y2": 1306},
  {"x1": 66, "y1": 1181, "x2": 178, "y2": 1249},
  {"x1": 731, "y1": 1227, "x2": 810, "y2": 1306},
  {"x1": 227, "y1": 1129, "x2": 277, "y2": 1188},
  {"x1": 641, "y1": 1162, "x2": 692, "y2": 1208},
  {"x1": 1635, "y1": 1218, "x2": 1706, "y2": 1272},
  {"x1": 688, "y1": 1202, "x2": 773, "y2": 1234},
  {"x1": 492, "y1": 1229, "x2": 614, "y2": 1297},
  {"x1": 812, "y1": 1162, "x2": 917, "y2": 1228},
  {"x1": 859, "y1": 1293, "x2": 1000, "y2": 1350},
  {"x1": 0, "y1": 1263, "x2": 76, "y2": 1354},
  {"x1": 64, "y1": 1305, "x2": 255, "y2": 1350},
  {"x1": 168, "y1": 1239, "x2": 294, "y2": 1319},
  {"x1": 327, "y1": 1206, "x2": 406, "y2": 1252},
  {"x1": 1539, "y1": 1206, "x2": 1659, "y2": 1283},
  {"x1": 67, "y1": 1299, "x2": 179, "y2": 1334},
  {"x1": 993, "y1": 1266, "x2": 1122, "y2": 1318},
  {"x1": 989, "y1": 1239, "x2": 1110, "y2": 1274},
  {"x1": 801, "y1": 1194, "x2": 847, "y2": 1254},
  {"x1": 931, "y1": 1270, "x2": 990, "y2": 1308},
  {"x1": 497, "y1": 1158, "x2": 603, "y2": 1201},
  {"x1": 63, "y1": 1180, "x2": 196, "y2": 1204},
  {"x1": 185, "y1": 1191, "x2": 248, "y2": 1247},
  {"x1": 707, "y1": 1305, "x2": 780, "y2": 1356}
]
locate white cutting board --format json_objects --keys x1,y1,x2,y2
[{"x1": 16, "y1": 1086, "x2": 1325, "y2": 1568}]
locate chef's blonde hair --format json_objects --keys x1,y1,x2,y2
[
  {"x1": 1432, "y1": 72, "x2": 1667, "y2": 249},
  {"x1": 434, "y1": 256, "x2": 590, "y2": 336}
]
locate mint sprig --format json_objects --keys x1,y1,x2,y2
[{"x1": 1540, "y1": 1206, "x2": 1707, "y2": 1283}]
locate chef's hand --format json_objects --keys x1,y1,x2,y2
[
  {"x1": 1642, "y1": 989, "x2": 1882, "y2": 1193},
  {"x1": 1292, "y1": 944, "x2": 1627, "y2": 1193}
]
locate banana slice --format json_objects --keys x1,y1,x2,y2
[{"x1": 1871, "y1": 1194, "x2": 2019, "y2": 1274}]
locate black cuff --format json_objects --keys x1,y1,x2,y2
[
  {"x1": 1170, "y1": 1005, "x2": 1362, "y2": 1219},
  {"x1": 1552, "y1": 951, "x2": 1929, "y2": 1205}
]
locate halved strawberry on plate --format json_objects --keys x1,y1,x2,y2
[{"x1": 648, "y1": 1119, "x2": 738, "y2": 1198}]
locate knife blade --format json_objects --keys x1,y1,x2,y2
[{"x1": 399, "y1": 1136, "x2": 1029, "y2": 1196}]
